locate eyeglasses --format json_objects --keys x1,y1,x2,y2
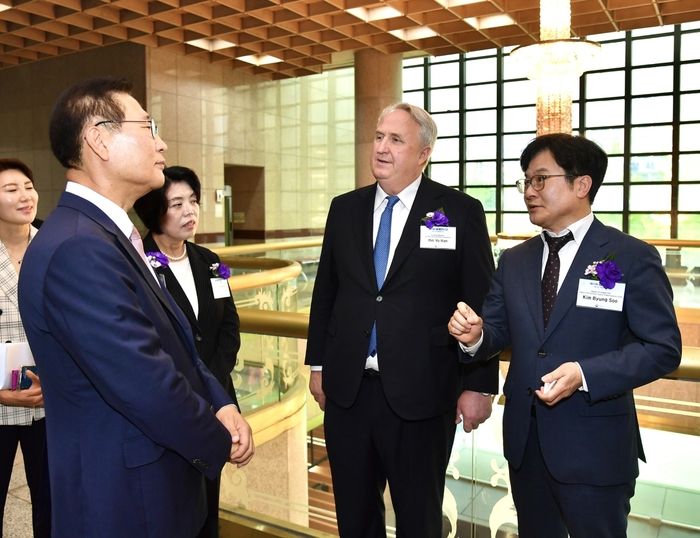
[
  {"x1": 515, "y1": 174, "x2": 576, "y2": 194},
  {"x1": 94, "y1": 118, "x2": 159, "y2": 139}
]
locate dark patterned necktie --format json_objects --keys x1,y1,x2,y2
[
  {"x1": 542, "y1": 231, "x2": 574, "y2": 329},
  {"x1": 367, "y1": 195, "x2": 400, "y2": 357}
]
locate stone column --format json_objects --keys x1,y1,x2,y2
[{"x1": 354, "y1": 50, "x2": 403, "y2": 188}]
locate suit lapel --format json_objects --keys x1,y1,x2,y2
[
  {"x1": 354, "y1": 186, "x2": 379, "y2": 292},
  {"x1": 519, "y1": 237, "x2": 547, "y2": 339},
  {"x1": 542, "y1": 218, "x2": 611, "y2": 340}
]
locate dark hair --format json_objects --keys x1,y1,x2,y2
[
  {"x1": 49, "y1": 77, "x2": 134, "y2": 169},
  {"x1": 0, "y1": 158, "x2": 34, "y2": 182},
  {"x1": 133, "y1": 166, "x2": 201, "y2": 235},
  {"x1": 520, "y1": 134, "x2": 608, "y2": 204}
]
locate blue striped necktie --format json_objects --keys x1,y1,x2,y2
[{"x1": 367, "y1": 195, "x2": 400, "y2": 357}]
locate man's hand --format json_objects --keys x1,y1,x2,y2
[
  {"x1": 216, "y1": 405, "x2": 255, "y2": 467},
  {"x1": 448, "y1": 302, "x2": 483, "y2": 347},
  {"x1": 455, "y1": 390, "x2": 492, "y2": 432},
  {"x1": 309, "y1": 371, "x2": 326, "y2": 411},
  {"x1": 535, "y1": 362, "x2": 583, "y2": 406},
  {"x1": 0, "y1": 371, "x2": 43, "y2": 407}
]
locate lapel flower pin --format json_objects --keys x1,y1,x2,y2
[
  {"x1": 145, "y1": 252, "x2": 169, "y2": 270},
  {"x1": 422, "y1": 208, "x2": 449, "y2": 229},
  {"x1": 584, "y1": 254, "x2": 623, "y2": 289},
  {"x1": 210, "y1": 262, "x2": 231, "y2": 279}
]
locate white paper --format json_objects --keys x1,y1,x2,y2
[{"x1": 0, "y1": 342, "x2": 35, "y2": 390}]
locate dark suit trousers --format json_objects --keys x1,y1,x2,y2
[
  {"x1": 195, "y1": 475, "x2": 221, "y2": 538},
  {"x1": 509, "y1": 411, "x2": 635, "y2": 538},
  {"x1": 324, "y1": 374, "x2": 455, "y2": 538},
  {"x1": 0, "y1": 419, "x2": 51, "y2": 538}
]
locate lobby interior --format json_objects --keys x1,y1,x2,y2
[{"x1": 2, "y1": 0, "x2": 700, "y2": 535}]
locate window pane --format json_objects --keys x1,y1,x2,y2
[
  {"x1": 402, "y1": 91, "x2": 424, "y2": 108},
  {"x1": 466, "y1": 58, "x2": 497, "y2": 84},
  {"x1": 503, "y1": 133, "x2": 535, "y2": 159},
  {"x1": 631, "y1": 36, "x2": 674, "y2": 66},
  {"x1": 466, "y1": 161, "x2": 497, "y2": 185},
  {"x1": 587, "y1": 128, "x2": 625, "y2": 154},
  {"x1": 403, "y1": 57, "x2": 423, "y2": 67},
  {"x1": 678, "y1": 214, "x2": 700, "y2": 239},
  {"x1": 433, "y1": 54, "x2": 460, "y2": 63},
  {"x1": 595, "y1": 41, "x2": 626, "y2": 70},
  {"x1": 679, "y1": 153, "x2": 700, "y2": 181},
  {"x1": 432, "y1": 137, "x2": 460, "y2": 162},
  {"x1": 631, "y1": 126, "x2": 672, "y2": 153},
  {"x1": 503, "y1": 106, "x2": 536, "y2": 133},
  {"x1": 503, "y1": 53, "x2": 524, "y2": 80},
  {"x1": 431, "y1": 62, "x2": 460, "y2": 88},
  {"x1": 680, "y1": 93, "x2": 700, "y2": 121},
  {"x1": 630, "y1": 155, "x2": 672, "y2": 182},
  {"x1": 596, "y1": 213, "x2": 623, "y2": 230},
  {"x1": 466, "y1": 187, "x2": 496, "y2": 211},
  {"x1": 681, "y1": 32, "x2": 700, "y2": 61},
  {"x1": 504, "y1": 80, "x2": 536, "y2": 106},
  {"x1": 485, "y1": 213, "x2": 497, "y2": 237},
  {"x1": 502, "y1": 212, "x2": 538, "y2": 235},
  {"x1": 403, "y1": 67, "x2": 425, "y2": 91},
  {"x1": 503, "y1": 184, "x2": 526, "y2": 211},
  {"x1": 465, "y1": 109, "x2": 497, "y2": 135},
  {"x1": 629, "y1": 213, "x2": 671, "y2": 239},
  {"x1": 503, "y1": 160, "x2": 523, "y2": 184},
  {"x1": 429, "y1": 163, "x2": 459, "y2": 186},
  {"x1": 607, "y1": 156, "x2": 625, "y2": 181},
  {"x1": 629, "y1": 184, "x2": 672, "y2": 211},
  {"x1": 679, "y1": 184, "x2": 700, "y2": 211},
  {"x1": 631, "y1": 96, "x2": 673, "y2": 124},
  {"x1": 465, "y1": 135, "x2": 496, "y2": 160},
  {"x1": 433, "y1": 112, "x2": 460, "y2": 137},
  {"x1": 587, "y1": 71, "x2": 626, "y2": 99},
  {"x1": 680, "y1": 63, "x2": 700, "y2": 91},
  {"x1": 592, "y1": 185, "x2": 624, "y2": 211},
  {"x1": 430, "y1": 88, "x2": 459, "y2": 112},
  {"x1": 586, "y1": 99, "x2": 625, "y2": 127},
  {"x1": 466, "y1": 83, "x2": 497, "y2": 109},
  {"x1": 680, "y1": 123, "x2": 700, "y2": 151},
  {"x1": 631, "y1": 66, "x2": 674, "y2": 95}
]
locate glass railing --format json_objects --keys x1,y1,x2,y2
[{"x1": 213, "y1": 237, "x2": 700, "y2": 538}]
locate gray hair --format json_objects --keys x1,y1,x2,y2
[{"x1": 377, "y1": 102, "x2": 438, "y2": 150}]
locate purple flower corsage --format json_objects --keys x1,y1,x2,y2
[
  {"x1": 210, "y1": 262, "x2": 231, "y2": 279},
  {"x1": 422, "y1": 208, "x2": 449, "y2": 229},
  {"x1": 146, "y1": 252, "x2": 169, "y2": 270},
  {"x1": 584, "y1": 254, "x2": 623, "y2": 289}
]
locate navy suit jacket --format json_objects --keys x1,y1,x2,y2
[
  {"x1": 18, "y1": 192, "x2": 234, "y2": 538},
  {"x1": 143, "y1": 234, "x2": 241, "y2": 401},
  {"x1": 305, "y1": 176, "x2": 498, "y2": 421},
  {"x1": 463, "y1": 217, "x2": 682, "y2": 485}
]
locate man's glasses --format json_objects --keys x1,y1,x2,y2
[
  {"x1": 94, "y1": 118, "x2": 159, "y2": 139},
  {"x1": 515, "y1": 174, "x2": 576, "y2": 194}
]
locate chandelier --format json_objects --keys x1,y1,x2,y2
[{"x1": 510, "y1": 0, "x2": 600, "y2": 135}]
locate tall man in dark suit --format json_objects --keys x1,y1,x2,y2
[
  {"x1": 449, "y1": 134, "x2": 682, "y2": 538},
  {"x1": 18, "y1": 77, "x2": 254, "y2": 538},
  {"x1": 305, "y1": 103, "x2": 498, "y2": 538}
]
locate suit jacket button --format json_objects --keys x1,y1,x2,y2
[
  {"x1": 195, "y1": 335, "x2": 203, "y2": 342},
  {"x1": 538, "y1": 349, "x2": 546, "y2": 357},
  {"x1": 364, "y1": 330, "x2": 370, "y2": 336},
  {"x1": 526, "y1": 388, "x2": 533, "y2": 395},
  {"x1": 376, "y1": 295, "x2": 383, "y2": 302}
]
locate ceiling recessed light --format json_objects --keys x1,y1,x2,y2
[
  {"x1": 238, "y1": 54, "x2": 282, "y2": 66},
  {"x1": 389, "y1": 27, "x2": 438, "y2": 41},
  {"x1": 348, "y1": 6, "x2": 402, "y2": 22},
  {"x1": 465, "y1": 14, "x2": 516, "y2": 30},
  {"x1": 186, "y1": 38, "x2": 236, "y2": 51}
]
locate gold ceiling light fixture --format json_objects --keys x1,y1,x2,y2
[{"x1": 510, "y1": 0, "x2": 600, "y2": 135}]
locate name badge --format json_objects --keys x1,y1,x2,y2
[
  {"x1": 420, "y1": 226, "x2": 456, "y2": 250},
  {"x1": 210, "y1": 278, "x2": 230, "y2": 299},
  {"x1": 576, "y1": 279, "x2": 625, "y2": 311}
]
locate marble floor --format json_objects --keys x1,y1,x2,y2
[{"x1": 2, "y1": 448, "x2": 33, "y2": 538}]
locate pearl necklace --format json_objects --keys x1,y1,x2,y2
[{"x1": 163, "y1": 246, "x2": 187, "y2": 261}]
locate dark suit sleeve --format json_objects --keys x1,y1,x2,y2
[
  {"x1": 455, "y1": 196, "x2": 499, "y2": 394},
  {"x1": 305, "y1": 198, "x2": 339, "y2": 367},
  {"x1": 43, "y1": 235, "x2": 232, "y2": 477}
]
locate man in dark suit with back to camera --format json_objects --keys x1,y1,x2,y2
[
  {"x1": 305, "y1": 102, "x2": 498, "y2": 538},
  {"x1": 449, "y1": 133, "x2": 682, "y2": 538},
  {"x1": 18, "y1": 77, "x2": 254, "y2": 538}
]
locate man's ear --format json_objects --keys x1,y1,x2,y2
[
  {"x1": 576, "y1": 175, "x2": 592, "y2": 200},
  {"x1": 419, "y1": 146, "x2": 432, "y2": 168},
  {"x1": 83, "y1": 125, "x2": 110, "y2": 162}
]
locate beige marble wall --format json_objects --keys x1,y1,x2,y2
[{"x1": 146, "y1": 48, "x2": 355, "y2": 242}]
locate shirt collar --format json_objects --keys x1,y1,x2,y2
[
  {"x1": 541, "y1": 212, "x2": 595, "y2": 244},
  {"x1": 65, "y1": 181, "x2": 135, "y2": 240},
  {"x1": 373, "y1": 175, "x2": 422, "y2": 212}
]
